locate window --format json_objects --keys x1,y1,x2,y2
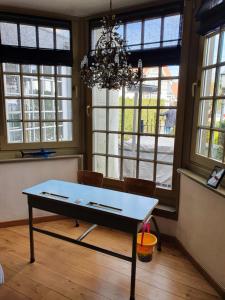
[
  {"x1": 92, "y1": 65, "x2": 179, "y2": 189},
  {"x1": 91, "y1": 13, "x2": 181, "y2": 51},
  {"x1": 3, "y1": 63, "x2": 73, "y2": 144},
  {"x1": 0, "y1": 21, "x2": 70, "y2": 50},
  {"x1": 194, "y1": 27, "x2": 225, "y2": 163}
]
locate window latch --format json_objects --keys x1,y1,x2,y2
[
  {"x1": 192, "y1": 82, "x2": 197, "y2": 98},
  {"x1": 86, "y1": 105, "x2": 91, "y2": 117}
]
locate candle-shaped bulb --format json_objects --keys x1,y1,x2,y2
[
  {"x1": 138, "y1": 59, "x2": 142, "y2": 69},
  {"x1": 115, "y1": 53, "x2": 119, "y2": 64}
]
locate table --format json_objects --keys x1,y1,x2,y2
[{"x1": 23, "y1": 180, "x2": 158, "y2": 300}]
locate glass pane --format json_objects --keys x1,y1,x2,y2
[
  {"x1": 123, "y1": 135, "x2": 137, "y2": 158},
  {"x1": 93, "y1": 155, "x2": 106, "y2": 176},
  {"x1": 109, "y1": 89, "x2": 121, "y2": 106},
  {"x1": 24, "y1": 99, "x2": 39, "y2": 121},
  {"x1": 210, "y1": 131, "x2": 224, "y2": 161},
  {"x1": 3, "y1": 63, "x2": 20, "y2": 73},
  {"x1": 20, "y1": 25, "x2": 36, "y2": 48},
  {"x1": 159, "y1": 109, "x2": 176, "y2": 135},
  {"x1": 220, "y1": 31, "x2": 225, "y2": 62},
  {"x1": 163, "y1": 15, "x2": 180, "y2": 47},
  {"x1": 57, "y1": 100, "x2": 72, "y2": 120},
  {"x1": 41, "y1": 99, "x2": 55, "y2": 120},
  {"x1": 109, "y1": 108, "x2": 122, "y2": 131},
  {"x1": 4, "y1": 75, "x2": 21, "y2": 96},
  {"x1": 58, "y1": 122, "x2": 72, "y2": 141},
  {"x1": 160, "y1": 79, "x2": 178, "y2": 106},
  {"x1": 24, "y1": 122, "x2": 40, "y2": 143},
  {"x1": 93, "y1": 132, "x2": 106, "y2": 154},
  {"x1": 116, "y1": 24, "x2": 124, "y2": 38},
  {"x1": 201, "y1": 68, "x2": 216, "y2": 97},
  {"x1": 199, "y1": 100, "x2": 212, "y2": 127},
  {"x1": 144, "y1": 18, "x2": 161, "y2": 49},
  {"x1": 22, "y1": 65, "x2": 37, "y2": 74},
  {"x1": 142, "y1": 81, "x2": 158, "y2": 106},
  {"x1": 40, "y1": 65, "x2": 55, "y2": 74},
  {"x1": 7, "y1": 122, "x2": 23, "y2": 143},
  {"x1": 5, "y1": 99, "x2": 22, "y2": 121},
  {"x1": 57, "y1": 66, "x2": 72, "y2": 75},
  {"x1": 41, "y1": 122, "x2": 56, "y2": 142},
  {"x1": 91, "y1": 27, "x2": 103, "y2": 50},
  {"x1": 0, "y1": 22, "x2": 18, "y2": 46},
  {"x1": 141, "y1": 109, "x2": 157, "y2": 134},
  {"x1": 203, "y1": 33, "x2": 219, "y2": 66},
  {"x1": 40, "y1": 77, "x2": 55, "y2": 97},
  {"x1": 213, "y1": 99, "x2": 225, "y2": 128},
  {"x1": 108, "y1": 157, "x2": 120, "y2": 179},
  {"x1": 56, "y1": 29, "x2": 70, "y2": 50},
  {"x1": 156, "y1": 164, "x2": 173, "y2": 189},
  {"x1": 123, "y1": 159, "x2": 136, "y2": 178},
  {"x1": 139, "y1": 161, "x2": 154, "y2": 181},
  {"x1": 216, "y1": 66, "x2": 225, "y2": 96},
  {"x1": 57, "y1": 77, "x2": 72, "y2": 98},
  {"x1": 23, "y1": 76, "x2": 38, "y2": 96},
  {"x1": 38, "y1": 27, "x2": 54, "y2": 49},
  {"x1": 126, "y1": 21, "x2": 142, "y2": 50},
  {"x1": 124, "y1": 109, "x2": 138, "y2": 132},
  {"x1": 157, "y1": 137, "x2": 174, "y2": 163},
  {"x1": 108, "y1": 133, "x2": 121, "y2": 156},
  {"x1": 196, "y1": 129, "x2": 210, "y2": 157},
  {"x1": 125, "y1": 86, "x2": 139, "y2": 106},
  {"x1": 92, "y1": 87, "x2": 107, "y2": 106},
  {"x1": 93, "y1": 108, "x2": 106, "y2": 130},
  {"x1": 143, "y1": 67, "x2": 159, "y2": 78},
  {"x1": 139, "y1": 136, "x2": 155, "y2": 160},
  {"x1": 162, "y1": 65, "x2": 180, "y2": 77}
]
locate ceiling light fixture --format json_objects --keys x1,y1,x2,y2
[{"x1": 80, "y1": 0, "x2": 143, "y2": 90}]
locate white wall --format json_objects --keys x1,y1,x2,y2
[
  {"x1": 0, "y1": 157, "x2": 79, "y2": 222},
  {"x1": 177, "y1": 174, "x2": 225, "y2": 292}
]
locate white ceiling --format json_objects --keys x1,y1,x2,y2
[{"x1": 0, "y1": 0, "x2": 152, "y2": 17}]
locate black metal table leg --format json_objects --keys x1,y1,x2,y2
[
  {"x1": 28, "y1": 204, "x2": 35, "y2": 263},
  {"x1": 130, "y1": 231, "x2": 137, "y2": 300}
]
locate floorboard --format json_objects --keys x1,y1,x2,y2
[{"x1": 0, "y1": 219, "x2": 222, "y2": 300}]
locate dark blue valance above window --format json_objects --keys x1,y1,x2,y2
[
  {"x1": 0, "y1": 12, "x2": 73, "y2": 66},
  {"x1": 196, "y1": 0, "x2": 225, "y2": 35}
]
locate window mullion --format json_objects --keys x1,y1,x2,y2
[
  {"x1": 208, "y1": 29, "x2": 223, "y2": 158},
  {"x1": 153, "y1": 67, "x2": 162, "y2": 183},
  {"x1": 106, "y1": 89, "x2": 109, "y2": 177},
  {"x1": 19, "y1": 64, "x2": 25, "y2": 143},
  {"x1": 120, "y1": 87, "x2": 125, "y2": 180}
]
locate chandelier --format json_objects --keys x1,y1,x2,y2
[{"x1": 80, "y1": 0, "x2": 143, "y2": 90}]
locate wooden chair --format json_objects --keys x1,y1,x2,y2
[
  {"x1": 123, "y1": 177, "x2": 161, "y2": 251},
  {"x1": 77, "y1": 170, "x2": 104, "y2": 187},
  {"x1": 75, "y1": 170, "x2": 104, "y2": 227}
]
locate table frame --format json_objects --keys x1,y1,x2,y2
[{"x1": 27, "y1": 193, "x2": 154, "y2": 300}]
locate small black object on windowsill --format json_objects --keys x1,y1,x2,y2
[{"x1": 21, "y1": 149, "x2": 56, "y2": 159}]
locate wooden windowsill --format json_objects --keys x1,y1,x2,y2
[
  {"x1": 0, "y1": 154, "x2": 83, "y2": 164},
  {"x1": 178, "y1": 168, "x2": 225, "y2": 198}
]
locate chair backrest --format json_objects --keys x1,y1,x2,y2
[
  {"x1": 123, "y1": 177, "x2": 156, "y2": 197},
  {"x1": 77, "y1": 170, "x2": 103, "y2": 187}
]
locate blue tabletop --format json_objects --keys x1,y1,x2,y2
[{"x1": 23, "y1": 180, "x2": 158, "y2": 222}]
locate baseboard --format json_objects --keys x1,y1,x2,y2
[
  {"x1": 0, "y1": 215, "x2": 65, "y2": 228},
  {"x1": 174, "y1": 238, "x2": 225, "y2": 299}
]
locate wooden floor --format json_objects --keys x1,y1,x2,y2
[{"x1": 0, "y1": 219, "x2": 222, "y2": 300}]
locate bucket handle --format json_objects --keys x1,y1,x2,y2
[{"x1": 141, "y1": 222, "x2": 151, "y2": 246}]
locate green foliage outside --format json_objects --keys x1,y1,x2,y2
[{"x1": 118, "y1": 96, "x2": 167, "y2": 139}]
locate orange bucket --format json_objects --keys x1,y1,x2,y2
[{"x1": 137, "y1": 225, "x2": 157, "y2": 262}]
